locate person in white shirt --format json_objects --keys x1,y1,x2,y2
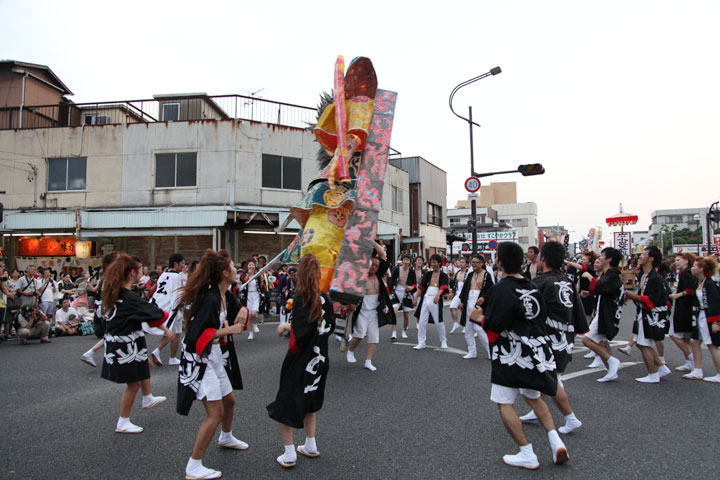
[
  {"x1": 36, "y1": 267, "x2": 58, "y2": 318},
  {"x1": 55, "y1": 297, "x2": 79, "y2": 336},
  {"x1": 146, "y1": 253, "x2": 187, "y2": 366},
  {"x1": 17, "y1": 265, "x2": 40, "y2": 308}
]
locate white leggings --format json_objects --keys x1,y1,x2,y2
[
  {"x1": 465, "y1": 289, "x2": 490, "y2": 357},
  {"x1": 418, "y1": 287, "x2": 447, "y2": 346}
]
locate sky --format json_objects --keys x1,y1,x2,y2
[{"x1": 2, "y1": 0, "x2": 719, "y2": 245}]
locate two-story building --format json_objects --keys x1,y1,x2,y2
[
  {"x1": 389, "y1": 156, "x2": 447, "y2": 258},
  {"x1": 0, "y1": 61, "x2": 410, "y2": 271}
]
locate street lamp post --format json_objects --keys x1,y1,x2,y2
[
  {"x1": 449, "y1": 67, "x2": 502, "y2": 256},
  {"x1": 693, "y1": 213, "x2": 701, "y2": 254}
]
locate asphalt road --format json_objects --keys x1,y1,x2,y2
[{"x1": 1, "y1": 304, "x2": 719, "y2": 479}]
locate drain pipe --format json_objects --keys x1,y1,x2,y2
[{"x1": 12, "y1": 68, "x2": 29, "y2": 128}]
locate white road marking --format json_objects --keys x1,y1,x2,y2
[{"x1": 561, "y1": 362, "x2": 643, "y2": 381}]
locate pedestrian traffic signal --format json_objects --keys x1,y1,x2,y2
[{"x1": 518, "y1": 164, "x2": 545, "y2": 176}]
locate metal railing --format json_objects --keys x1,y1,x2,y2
[{"x1": 0, "y1": 94, "x2": 317, "y2": 130}]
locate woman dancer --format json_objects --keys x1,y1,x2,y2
[
  {"x1": 238, "y1": 260, "x2": 265, "y2": 340},
  {"x1": 81, "y1": 252, "x2": 117, "y2": 367},
  {"x1": 449, "y1": 256, "x2": 470, "y2": 334},
  {"x1": 100, "y1": 254, "x2": 171, "y2": 434},
  {"x1": 268, "y1": 254, "x2": 335, "y2": 468},
  {"x1": 668, "y1": 253, "x2": 698, "y2": 371},
  {"x1": 177, "y1": 249, "x2": 248, "y2": 480},
  {"x1": 683, "y1": 256, "x2": 720, "y2": 382}
]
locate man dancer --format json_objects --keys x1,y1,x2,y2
[
  {"x1": 449, "y1": 257, "x2": 470, "y2": 334},
  {"x1": 518, "y1": 241, "x2": 586, "y2": 434},
  {"x1": 459, "y1": 255, "x2": 494, "y2": 359},
  {"x1": 474, "y1": 242, "x2": 568, "y2": 469},
  {"x1": 388, "y1": 254, "x2": 417, "y2": 340},
  {"x1": 625, "y1": 247, "x2": 671, "y2": 383},
  {"x1": 413, "y1": 254, "x2": 449, "y2": 350},
  {"x1": 581, "y1": 247, "x2": 626, "y2": 382},
  {"x1": 347, "y1": 242, "x2": 394, "y2": 371},
  {"x1": 147, "y1": 253, "x2": 186, "y2": 366},
  {"x1": 523, "y1": 246, "x2": 540, "y2": 280}
]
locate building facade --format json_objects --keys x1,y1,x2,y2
[
  {"x1": 389, "y1": 156, "x2": 448, "y2": 258},
  {"x1": 0, "y1": 62, "x2": 410, "y2": 270}
]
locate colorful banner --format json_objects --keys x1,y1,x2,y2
[
  {"x1": 613, "y1": 232, "x2": 632, "y2": 256},
  {"x1": 15, "y1": 256, "x2": 103, "y2": 280}
]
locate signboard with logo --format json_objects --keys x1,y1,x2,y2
[{"x1": 613, "y1": 232, "x2": 632, "y2": 256}]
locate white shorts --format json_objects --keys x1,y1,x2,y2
[
  {"x1": 247, "y1": 291, "x2": 261, "y2": 313},
  {"x1": 353, "y1": 299, "x2": 380, "y2": 344},
  {"x1": 490, "y1": 383, "x2": 542, "y2": 405},
  {"x1": 196, "y1": 344, "x2": 232, "y2": 402},
  {"x1": 584, "y1": 317, "x2": 607, "y2": 344},
  {"x1": 168, "y1": 311, "x2": 184, "y2": 334},
  {"x1": 393, "y1": 286, "x2": 413, "y2": 312},
  {"x1": 635, "y1": 313, "x2": 653, "y2": 347},
  {"x1": 697, "y1": 313, "x2": 713, "y2": 345},
  {"x1": 450, "y1": 293, "x2": 462, "y2": 309},
  {"x1": 669, "y1": 321, "x2": 692, "y2": 340}
]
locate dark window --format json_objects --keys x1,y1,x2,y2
[
  {"x1": 262, "y1": 154, "x2": 301, "y2": 190},
  {"x1": 427, "y1": 202, "x2": 443, "y2": 227},
  {"x1": 163, "y1": 103, "x2": 180, "y2": 121},
  {"x1": 155, "y1": 152, "x2": 197, "y2": 188},
  {"x1": 47, "y1": 157, "x2": 87, "y2": 191}
]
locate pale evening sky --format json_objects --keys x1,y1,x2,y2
[{"x1": 2, "y1": 0, "x2": 719, "y2": 244}]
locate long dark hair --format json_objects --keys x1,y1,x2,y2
[
  {"x1": 102, "y1": 253, "x2": 141, "y2": 313},
  {"x1": 179, "y1": 249, "x2": 232, "y2": 332},
  {"x1": 296, "y1": 254, "x2": 322, "y2": 324}
]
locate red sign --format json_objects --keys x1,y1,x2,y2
[
  {"x1": 19, "y1": 237, "x2": 78, "y2": 257},
  {"x1": 465, "y1": 177, "x2": 481, "y2": 193}
]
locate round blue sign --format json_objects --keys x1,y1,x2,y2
[{"x1": 488, "y1": 240, "x2": 498, "y2": 250}]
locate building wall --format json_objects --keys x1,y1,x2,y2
[
  {"x1": 378, "y1": 164, "x2": 410, "y2": 235},
  {"x1": 0, "y1": 120, "x2": 318, "y2": 211},
  {"x1": 649, "y1": 208, "x2": 708, "y2": 241},
  {"x1": 493, "y1": 202, "x2": 538, "y2": 252},
  {"x1": 479, "y1": 182, "x2": 517, "y2": 207}
]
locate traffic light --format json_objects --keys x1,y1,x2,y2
[
  {"x1": 518, "y1": 164, "x2": 545, "y2": 176},
  {"x1": 712, "y1": 209, "x2": 720, "y2": 224}
]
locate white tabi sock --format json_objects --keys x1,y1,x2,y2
[
  {"x1": 283, "y1": 444, "x2": 297, "y2": 463},
  {"x1": 689, "y1": 353, "x2": 694, "y2": 362},
  {"x1": 304, "y1": 437, "x2": 317, "y2": 453},
  {"x1": 219, "y1": 430, "x2": 233, "y2": 443},
  {"x1": 658, "y1": 356, "x2": 665, "y2": 364},
  {"x1": 520, "y1": 443, "x2": 534, "y2": 455}
]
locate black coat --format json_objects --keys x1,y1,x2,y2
[
  {"x1": 413, "y1": 270, "x2": 450, "y2": 323},
  {"x1": 388, "y1": 265, "x2": 417, "y2": 291},
  {"x1": 632, "y1": 269, "x2": 669, "y2": 341},
  {"x1": 459, "y1": 268, "x2": 494, "y2": 326},
  {"x1": 351, "y1": 258, "x2": 396, "y2": 327},
  {"x1": 588, "y1": 267, "x2": 625, "y2": 341},
  {"x1": 692, "y1": 279, "x2": 720, "y2": 346},
  {"x1": 267, "y1": 292, "x2": 335, "y2": 428},
  {"x1": 101, "y1": 289, "x2": 167, "y2": 384},
  {"x1": 177, "y1": 286, "x2": 243, "y2": 416},
  {"x1": 483, "y1": 276, "x2": 558, "y2": 396},
  {"x1": 534, "y1": 270, "x2": 587, "y2": 373},
  {"x1": 673, "y1": 268, "x2": 698, "y2": 333}
]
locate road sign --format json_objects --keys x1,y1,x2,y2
[
  {"x1": 465, "y1": 176, "x2": 481, "y2": 193},
  {"x1": 468, "y1": 192, "x2": 479, "y2": 200},
  {"x1": 488, "y1": 240, "x2": 498, "y2": 250}
]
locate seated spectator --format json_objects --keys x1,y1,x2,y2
[
  {"x1": 58, "y1": 274, "x2": 77, "y2": 299},
  {"x1": 17, "y1": 305, "x2": 51, "y2": 345},
  {"x1": 55, "y1": 298, "x2": 79, "y2": 336}
]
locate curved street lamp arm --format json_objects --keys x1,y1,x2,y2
[{"x1": 448, "y1": 67, "x2": 501, "y2": 127}]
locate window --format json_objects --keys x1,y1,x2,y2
[
  {"x1": 155, "y1": 153, "x2": 197, "y2": 188},
  {"x1": 163, "y1": 103, "x2": 180, "y2": 121},
  {"x1": 47, "y1": 157, "x2": 87, "y2": 191},
  {"x1": 262, "y1": 154, "x2": 301, "y2": 190},
  {"x1": 427, "y1": 202, "x2": 442, "y2": 226},
  {"x1": 391, "y1": 186, "x2": 403, "y2": 213}
]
